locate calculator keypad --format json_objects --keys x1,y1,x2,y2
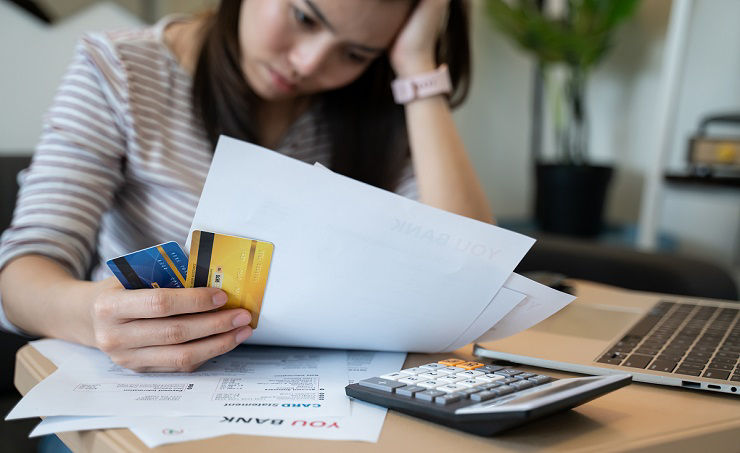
[{"x1": 358, "y1": 359, "x2": 552, "y2": 405}]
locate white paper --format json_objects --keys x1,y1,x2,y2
[
  {"x1": 188, "y1": 136, "x2": 535, "y2": 352},
  {"x1": 32, "y1": 348, "x2": 406, "y2": 445},
  {"x1": 8, "y1": 345, "x2": 350, "y2": 420},
  {"x1": 441, "y1": 284, "x2": 527, "y2": 352},
  {"x1": 476, "y1": 273, "x2": 576, "y2": 342}
]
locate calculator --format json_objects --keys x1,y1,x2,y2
[{"x1": 345, "y1": 358, "x2": 631, "y2": 436}]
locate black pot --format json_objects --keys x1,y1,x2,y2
[{"x1": 534, "y1": 163, "x2": 613, "y2": 237}]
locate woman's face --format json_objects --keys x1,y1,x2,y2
[{"x1": 239, "y1": 0, "x2": 412, "y2": 100}]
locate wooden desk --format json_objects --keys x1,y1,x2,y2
[{"x1": 14, "y1": 281, "x2": 740, "y2": 452}]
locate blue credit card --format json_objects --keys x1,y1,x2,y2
[{"x1": 106, "y1": 242, "x2": 188, "y2": 289}]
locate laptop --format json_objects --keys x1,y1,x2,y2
[{"x1": 473, "y1": 284, "x2": 739, "y2": 396}]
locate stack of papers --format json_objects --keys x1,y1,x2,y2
[
  {"x1": 6, "y1": 136, "x2": 575, "y2": 446},
  {"x1": 12, "y1": 339, "x2": 407, "y2": 446},
  {"x1": 188, "y1": 137, "x2": 575, "y2": 352}
]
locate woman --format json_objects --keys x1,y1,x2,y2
[{"x1": 0, "y1": 0, "x2": 492, "y2": 372}]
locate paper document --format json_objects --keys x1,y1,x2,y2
[
  {"x1": 29, "y1": 340, "x2": 405, "y2": 445},
  {"x1": 476, "y1": 273, "x2": 576, "y2": 342},
  {"x1": 8, "y1": 344, "x2": 350, "y2": 420},
  {"x1": 188, "y1": 136, "x2": 535, "y2": 352}
]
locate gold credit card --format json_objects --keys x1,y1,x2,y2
[{"x1": 186, "y1": 230, "x2": 274, "y2": 329}]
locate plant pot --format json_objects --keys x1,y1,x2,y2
[{"x1": 534, "y1": 163, "x2": 613, "y2": 237}]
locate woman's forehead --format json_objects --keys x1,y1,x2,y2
[{"x1": 302, "y1": 0, "x2": 413, "y2": 47}]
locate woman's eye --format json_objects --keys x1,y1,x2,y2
[
  {"x1": 293, "y1": 6, "x2": 316, "y2": 28},
  {"x1": 345, "y1": 51, "x2": 369, "y2": 64}
]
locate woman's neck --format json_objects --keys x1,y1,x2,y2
[
  {"x1": 163, "y1": 17, "x2": 205, "y2": 76},
  {"x1": 257, "y1": 96, "x2": 312, "y2": 149}
]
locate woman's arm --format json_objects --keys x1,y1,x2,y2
[
  {"x1": 403, "y1": 90, "x2": 493, "y2": 223},
  {"x1": 391, "y1": 0, "x2": 493, "y2": 223},
  {"x1": 0, "y1": 255, "x2": 252, "y2": 372},
  {"x1": 0, "y1": 35, "x2": 251, "y2": 372}
]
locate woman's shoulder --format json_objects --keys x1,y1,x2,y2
[{"x1": 75, "y1": 19, "x2": 186, "y2": 88}]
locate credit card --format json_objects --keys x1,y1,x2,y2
[
  {"x1": 186, "y1": 230, "x2": 274, "y2": 329},
  {"x1": 106, "y1": 241, "x2": 188, "y2": 289}
]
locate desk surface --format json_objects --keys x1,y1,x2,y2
[{"x1": 14, "y1": 281, "x2": 740, "y2": 453}]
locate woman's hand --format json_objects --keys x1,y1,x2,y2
[
  {"x1": 389, "y1": 0, "x2": 450, "y2": 77},
  {"x1": 89, "y1": 278, "x2": 253, "y2": 372}
]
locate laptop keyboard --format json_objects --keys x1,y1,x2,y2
[{"x1": 596, "y1": 300, "x2": 739, "y2": 382}]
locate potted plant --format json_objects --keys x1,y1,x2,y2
[{"x1": 486, "y1": 0, "x2": 640, "y2": 237}]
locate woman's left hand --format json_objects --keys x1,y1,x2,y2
[{"x1": 389, "y1": 0, "x2": 450, "y2": 77}]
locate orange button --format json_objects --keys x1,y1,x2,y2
[
  {"x1": 438, "y1": 358, "x2": 466, "y2": 366},
  {"x1": 455, "y1": 361, "x2": 484, "y2": 370}
]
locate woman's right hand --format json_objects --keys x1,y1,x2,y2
[{"x1": 89, "y1": 277, "x2": 253, "y2": 372}]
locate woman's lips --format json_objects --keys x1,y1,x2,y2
[{"x1": 267, "y1": 67, "x2": 297, "y2": 93}]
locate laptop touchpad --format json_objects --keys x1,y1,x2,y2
[{"x1": 531, "y1": 304, "x2": 640, "y2": 341}]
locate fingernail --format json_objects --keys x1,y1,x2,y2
[
  {"x1": 235, "y1": 326, "x2": 252, "y2": 343},
  {"x1": 232, "y1": 312, "x2": 251, "y2": 328},
  {"x1": 212, "y1": 292, "x2": 228, "y2": 306}
]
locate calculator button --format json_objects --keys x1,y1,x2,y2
[
  {"x1": 438, "y1": 358, "x2": 466, "y2": 366},
  {"x1": 420, "y1": 363, "x2": 446, "y2": 370},
  {"x1": 456, "y1": 361, "x2": 485, "y2": 370},
  {"x1": 476, "y1": 374, "x2": 504, "y2": 383},
  {"x1": 435, "y1": 392, "x2": 465, "y2": 405},
  {"x1": 398, "y1": 376, "x2": 427, "y2": 385},
  {"x1": 358, "y1": 377, "x2": 406, "y2": 393},
  {"x1": 379, "y1": 372, "x2": 405, "y2": 380},
  {"x1": 436, "y1": 367, "x2": 462, "y2": 375},
  {"x1": 495, "y1": 369, "x2": 524, "y2": 376},
  {"x1": 396, "y1": 385, "x2": 425, "y2": 397},
  {"x1": 398, "y1": 367, "x2": 426, "y2": 375},
  {"x1": 470, "y1": 390, "x2": 498, "y2": 402},
  {"x1": 415, "y1": 389, "x2": 445, "y2": 402},
  {"x1": 511, "y1": 380, "x2": 535, "y2": 390},
  {"x1": 437, "y1": 375, "x2": 466, "y2": 384},
  {"x1": 529, "y1": 375, "x2": 552, "y2": 385},
  {"x1": 518, "y1": 372, "x2": 537, "y2": 379},
  {"x1": 483, "y1": 382, "x2": 503, "y2": 390},
  {"x1": 500, "y1": 377, "x2": 520, "y2": 385},
  {"x1": 458, "y1": 379, "x2": 485, "y2": 388},
  {"x1": 484, "y1": 373, "x2": 506, "y2": 380},
  {"x1": 457, "y1": 370, "x2": 484, "y2": 378},
  {"x1": 478, "y1": 365, "x2": 505, "y2": 373},
  {"x1": 493, "y1": 385, "x2": 516, "y2": 396},
  {"x1": 418, "y1": 380, "x2": 443, "y2": 389},
  {"x1": 417, "y1": 371, "x2": 445, "y2": 380},
  {"x1": 437, "y1": 383, "x2": 469, "y2": 393},
  {"x1": 461, "y1": 387, "x2": 484, "y2": 396}
]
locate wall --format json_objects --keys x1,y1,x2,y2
[{"x1": 0, "y1": 1, "x2": 141, "y2": 154}]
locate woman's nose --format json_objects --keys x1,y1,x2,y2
[{"x1": 289, "y1": 37, "x2": 331, "y2": 78}]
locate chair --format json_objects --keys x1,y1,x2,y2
[
  {"x1": 515, "y1": 233, "x2": 739, "y2": 301},
  {"x1": 0, "y1": 155, "x2": 39, "y2": 452}
]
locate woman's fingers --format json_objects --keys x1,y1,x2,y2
[
  {"x1": 110, "y1": 326, "x2": 254, "y2": 373},
  {"x1": 94, "y1": 287, "x2": 228, "y2": 321},
  {"x1": 104, "y1": 308, "x2": 252, "y2": 349}
]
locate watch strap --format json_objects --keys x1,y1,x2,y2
[{"x1": 391, "y1": 64, "x2": 452, "y2": 104}]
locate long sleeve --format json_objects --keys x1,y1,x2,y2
[{"x1": 0, "y1": 35, "x2": 128, "y2": 331}]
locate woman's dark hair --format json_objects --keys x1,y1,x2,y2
[{"x1": 193, "y1": 0, "x2": 471, "y2": 191}]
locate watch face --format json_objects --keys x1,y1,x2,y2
[{"x1": 392, "y1": 79, "x2": 415, "y2": 104}]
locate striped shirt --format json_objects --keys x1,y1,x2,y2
[{"x1": 0, "y1": 18, "x2": 416, "y2": 334}]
